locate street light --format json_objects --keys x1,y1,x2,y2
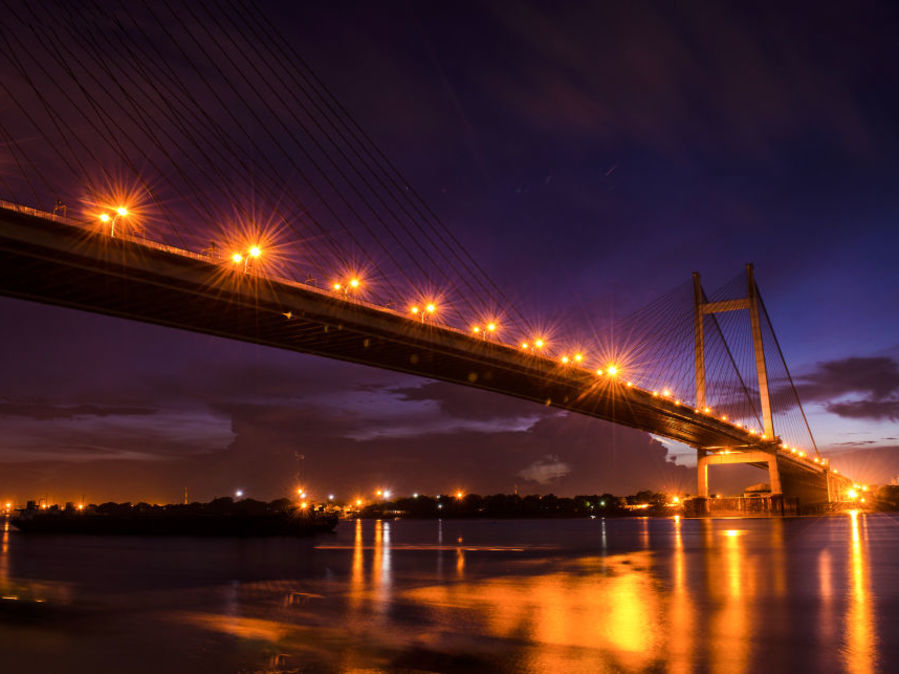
[
  {"x1": 111, "y1": 207, "x2": 128, "y2": 237},
  {"x1": 99, "y1": 207, "x2": 128, "y2": 237},
  {"x1": 232, "y1": 245, "x2": 262, "y2": 272},
  {"x1": 335, "y1": 277, "x2": 361, "y2": 298},
  {"x1": 411, "y1": 303, "x2": 437, "y2": 323}
]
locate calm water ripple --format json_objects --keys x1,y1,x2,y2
[{"x1": 1, "y1": 513, "x2": 897, "y2": 672}]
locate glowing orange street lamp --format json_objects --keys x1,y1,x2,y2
[
  {"x1": 335, "y1": 277, "x2": 361, "y2": 298},
  {"x1": 412, "y1": 303, "x2": 437, "y2": 323},
  {"x1": 99, "y1": 208, "x2": 128, "y2": 237},
  {"x1": 231, "y1": 245, "x2": 262, "y2": 272},
  {"x1": 109, "y1": 206, "x2": 128, "y2": 237}
]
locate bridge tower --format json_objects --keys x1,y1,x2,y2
[{"x1": 693, "y1": 264, "x2": 778, "y2": 497}]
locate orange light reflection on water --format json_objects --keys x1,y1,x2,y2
[
  {"x1": 668, "y1": 515, "x2": 694, "y2": 674},
  {"x1": 845, "y1": 510, "x2": 876, "y2": 674},
  {"x1": 405, "y1": 552, "x2": 665, "y2": 671},
  {"x1": 0, "y1": 521, "x2": 8, "y2": 587},
  {"x1": 171, "y1": 517, "x2": 884, "y2": 672}
]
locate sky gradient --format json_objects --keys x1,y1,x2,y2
[{"x1": 1, "y1": 0, "x2": 897, "y2": 503}]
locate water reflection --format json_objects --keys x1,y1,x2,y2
[
  {"x1": 845, "y1": 511, "x2": 876, "y2": 674},
  {"x1": 334, "y1": 517, "x2": 885, "y2": 671},
  {"x1": 0, "y1": 521, "x2": 9, "y2": 588},
  {"x1": 0, "y1": 516, "x2": 891, "y2": 672},
  {"x1": 668, "y1": 515, "x2": 694, "y2": 674},
  {"x1": 456, "y1": 536, "x2": 465, "y2": 577}
]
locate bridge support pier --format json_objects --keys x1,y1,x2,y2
[{"x1": 697, "y1": 450, "x2": 782, "y2": 497}]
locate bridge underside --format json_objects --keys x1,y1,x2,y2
[
  {"x1": 0, "y1": 206, "x2": 844, "y2": 499},
  {"x1": 0, "y1": 207, "x2": 760, "y2": 447}
]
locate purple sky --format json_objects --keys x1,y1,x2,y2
[{"x1": 1, "y1": 0, "x2": 898, "y2": 503}]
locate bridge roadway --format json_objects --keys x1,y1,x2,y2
[{"x1": 0, "y1": 203, "x2": 849, "y2": 500}]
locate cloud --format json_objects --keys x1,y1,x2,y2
[
  {"x1": 392, "y1": 381, "x2": 552, "y2": 423},
  {"x1": 0, "y1": 400, "x2": 157, "y2": 420},
  {"x1": 825, "y1": 399, "x2": 899, "y2": 422},
  {"x1": 517, "y1": 455, "x2": 571, "y2": 484},
  {"x1": 797, "y1": 356, "x2": 899, "y2": 401},
  {"x1": 792, "y1": 356, "x2": 899, "y2": 421}
]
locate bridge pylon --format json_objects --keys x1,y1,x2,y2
[
  {"x1": 693, "y1": 264, "x2": 778, "y2": 498},
  {"x1": 693, "y1": 264, "x2": 774, "y2": 439}
]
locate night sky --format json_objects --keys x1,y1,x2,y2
[{"x1": 1, "y1": 0, "x2": 898, "y2": 504}]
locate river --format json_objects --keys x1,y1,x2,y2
[{"x1": 0, "y1": 513, "x2": 896, "y2": 672}]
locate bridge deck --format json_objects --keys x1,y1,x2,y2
[{"x1": 0, "y1": 203, "x2": 839, "y2": 483}]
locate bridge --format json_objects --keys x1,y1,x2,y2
[
  {"x1": 0, "y1": 0, "x2": 864, "y2": 510},
  {"x1": 0, "y1": 201, "x2": 857, "y2": 508}
]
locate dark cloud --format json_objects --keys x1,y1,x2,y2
[
  {"x1": 833, "y1": 440, "x2": 878, "y2": 447},
  {"x1": 0, "y1": 374, "x2": 701, "y2": 502},
  {"x1": 825, "y1": 399, "x2": 899, "y2": 422},
  {"x1": 0, "y1": 400, "x2": 157, "y2": 420},
  {"x1": 392, "y1": 381, "x2": 552, "y2": 422},
  {"x1": 797, "y1": 356, "x2": 899, "y2": 401},
  {"x1": 792, "y1": 356, "x2": 899, "y2": 421}
]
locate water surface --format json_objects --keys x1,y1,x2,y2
[{"x1": 1, "y1": 513, "x2": 896, "y2": 672}]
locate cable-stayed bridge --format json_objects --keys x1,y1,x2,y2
[{"x1": 0, "y1": 0, "x2": 863, "y2": 508}]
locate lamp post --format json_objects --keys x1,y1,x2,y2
[
  {"x1": 231, "y1": 245, "x2": 262, "y2": 273},
  {"x1": 99, "y1": 207, "x2": 128, "y2": 237}
]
